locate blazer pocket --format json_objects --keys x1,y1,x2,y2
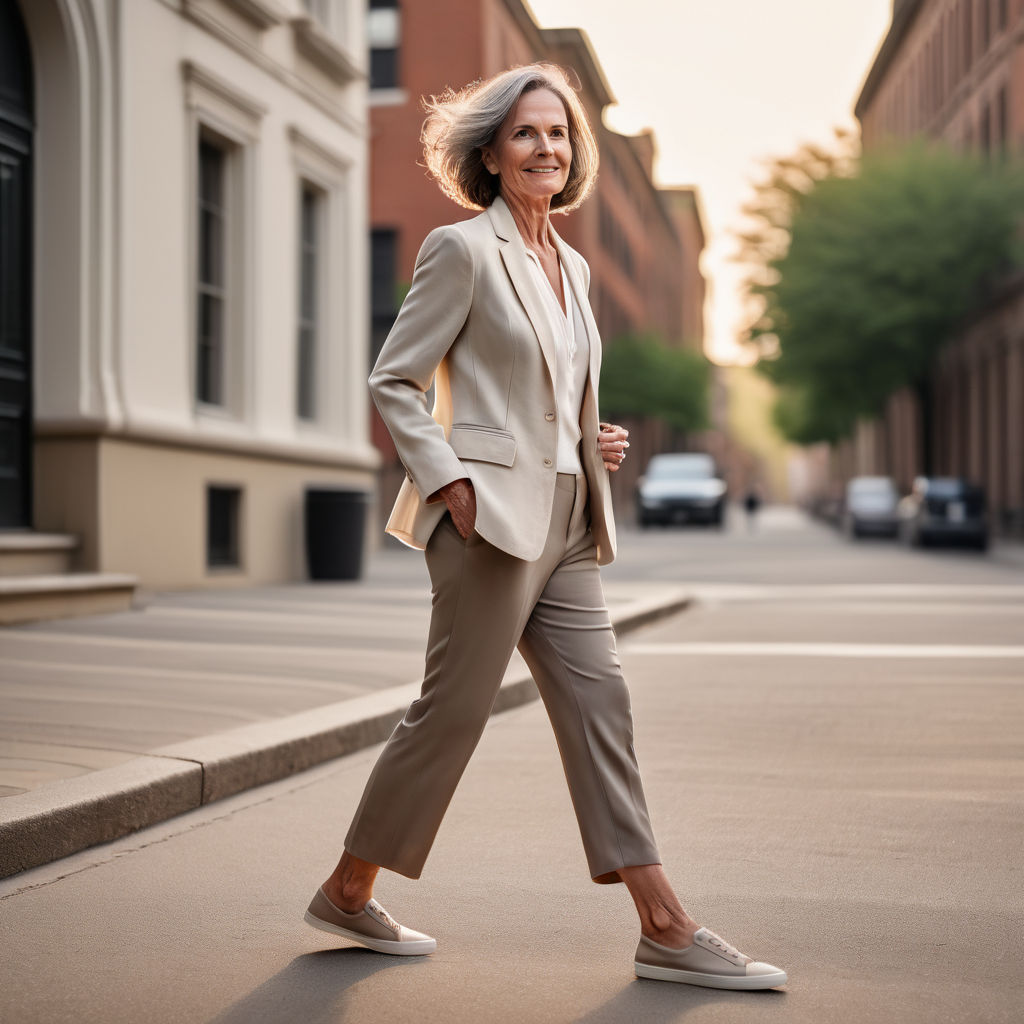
[{"x1": 449, "y1": 423, "x2": 517, "y2": 467}]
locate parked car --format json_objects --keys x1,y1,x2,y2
[
  {"x1": 842, "y1": 476, "x2": 900, "y2": 538},
  {"x1": 897, "y1": 477, "x2": 989, "y2": 551},
  {"x1": 635, "y1": 453, "x2": 727, "y2": 528}
]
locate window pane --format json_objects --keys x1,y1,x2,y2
[
  {"x1": 301, "y1": 250, "x2": 317, "y2": 318},
  {"x1": 297, "y1": 326, "x2": 315, "y2": 420},
  {"x1": 199, "y1": 207, "x2": 224, "y2": 287},
  {"x1": 370, "y1": 228, "x2": 397, "y2": 317},
  {"x1": 297, "y1": 185, "x2": 320, "y2": 421},
  {"x1": 197, "y1": 137, "x2": 228, "y2": 406},
  {"x1": 199, "y1": 140, "x2": 224, "y2": 206},
  {"x1": 207, "y1": 486, "x2": 241, "y2": 567},
  {"x1": 367, "y1": 8, "x2": 400, "y2": 47},
  {"x1": 197, "y1": 292, "x2": 223, "y2": 405},
  {"x1": 370, "y1": 48, "x2": 399, "y2": 90}
]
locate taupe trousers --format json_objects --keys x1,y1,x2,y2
[{"x1": 345, "y1": 472, "x2": 661, "y2": 884}]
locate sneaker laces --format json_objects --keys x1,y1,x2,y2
[
  {"x1": 701, "y1": 929, "x2": 744, "y2": 962},
  {"x1": 366, "y1": 899, "x2": 400, "y2": 934}
]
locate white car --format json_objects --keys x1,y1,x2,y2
[
  {"x1": 636, "y1": 453, "x2": 727, "y2": 528},
  {"x1": 842, "y1": 476, "x2": 900, "y2": 538}
]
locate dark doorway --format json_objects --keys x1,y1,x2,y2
[{"x1": 0, "y1": 0, "x2": 34, "y2": 528}]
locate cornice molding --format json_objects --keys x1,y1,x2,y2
[
  {"x1": 290, "y1": 15, "x2": 364, "y2": 84},
  {"x1": 182, "y1": 59, "x2": 269, "y2": 123},
  {"x1": 221, "y1": 0, "x2": 288, "y2": 30}
]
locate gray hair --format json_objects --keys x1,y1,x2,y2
[{"x1": 421, "y1": 63, "x2": 599, "y2": 213}]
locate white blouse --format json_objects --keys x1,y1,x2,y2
[{"x1": 522, "y1": 249, "x2": 590, "y2": 474}]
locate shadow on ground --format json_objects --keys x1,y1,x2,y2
[
  {"x1": 208, "y1": 948, "x2": 426, "y2": 1024},
  {"x1": 572, "y1": 979, "x2": 786, "y2": 1024}
]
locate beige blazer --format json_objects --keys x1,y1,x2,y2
[{"x1": 369, "y1": 194, "x2": 617, "y2": 565}]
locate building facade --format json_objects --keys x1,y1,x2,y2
[
  {"x1": 366, "y1": 0, "x2": 707, "y2": 512},
  {"x1": 847, "y1": 0, "x2": 1024, "y2": 534},
  {"x1": 1, "y1": 0, "x2": 377, "y2": 610}
]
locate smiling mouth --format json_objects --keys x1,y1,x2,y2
[{"x1": 526, "y1": 168, "x2": 560, "y2": 173}]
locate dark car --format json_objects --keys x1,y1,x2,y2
[
  {"x1": 897, "y1": 477, "x2": 989, "y2": 551},
  {"x1": 843, "y1": 476, "x2": 900, "y2": 538},
  {"x1": 636, "y1": 453, "x2": 727, "y2": 528}
]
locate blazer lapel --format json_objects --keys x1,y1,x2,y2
[{"x1": 487, "y1": 197, "x2": 559, "y2": 389}]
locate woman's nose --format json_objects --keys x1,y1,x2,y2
[{"x1": 535, "y1": 134, "x2": 554, "y2": 154}]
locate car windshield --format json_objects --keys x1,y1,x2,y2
[
  {"x1": 926, "y1": 479, "x2": 966, "y2": 498},
  {"x1": 848, "y1": 478, "x2": 895, "y2": 497},
  {"x1": 647, "y1": 455, "x2": 715, "y2": 480}
]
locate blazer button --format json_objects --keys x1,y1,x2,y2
[
  {"x1": 543, "y1": 458, "x2": 553, "y2": 467},
  {"x1": 545, "y1": 411, "x2": 555, "y2": 421}
]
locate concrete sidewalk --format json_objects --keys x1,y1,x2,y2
[{"x1": 0, "y1": 546, "x2": 689, "y2": 877}]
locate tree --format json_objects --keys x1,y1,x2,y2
[
  {"x1": 740, "y1": 140, "x2": 1024, "y2": 445},
  {"x1": 599, "y1": 333, "x2": 709, "y2": 433}
]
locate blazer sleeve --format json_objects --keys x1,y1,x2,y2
[{"x1": 368, "y1": 224, "x2": 474, "y2": 502}]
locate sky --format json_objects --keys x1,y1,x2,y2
[{"x1": 526, "y1": 0, "x2": 895, "y2": 364}]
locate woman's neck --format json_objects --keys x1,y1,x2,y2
[{"x1": 501, "y1": 190, "x2": 554, "y2": 254}]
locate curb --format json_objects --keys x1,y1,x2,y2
[{"x1": 0, "y1": 590, "x2": 690, "y2": 878}]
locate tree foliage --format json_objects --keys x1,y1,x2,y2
[
  {"x1": 740, "y1": 139, "x2": 1024, "y2": 444},
  {"x1": 599, "y1": 333, "x2": 709, "y2": 433}
]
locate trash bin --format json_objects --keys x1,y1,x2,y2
[{"x1": 304, "y1": 487, "x2": 370, "y2": 581}]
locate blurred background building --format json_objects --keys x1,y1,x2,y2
[
  {"x1": 366, "y1": 0, "x2": 708, "y2": 514},
  {"x1": 1, "y1": 0, "x2": 377, "y2": 616},
  {"x1": 840, "y1": 0, "x2": 1023, "y2": 536}
]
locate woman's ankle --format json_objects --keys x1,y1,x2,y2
[
  {"x1": 642, "y1": 917, "x2": 699, "y2": 949},
  {"x1": 322, "y1": 876, "x2": 371, "y2": 913}
]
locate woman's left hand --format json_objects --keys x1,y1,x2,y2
[{"x1": 599, "y1": 422, "x2": 629, "y2": 473}]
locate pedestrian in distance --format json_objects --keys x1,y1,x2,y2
[
  {"x1": 744, "y1": 485, "x2": 762, "y2": 532},
  {"x1": 304, "y1": 63, "x2": 787, "y2": 991}
]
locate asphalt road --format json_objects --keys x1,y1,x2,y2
[{"x1": 2, "y1": 506, "x2": 1022, "y2": 1023}]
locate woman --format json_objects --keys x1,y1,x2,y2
[{"x1": 305, "y1": 64, "x2": 787, "y2": 991}]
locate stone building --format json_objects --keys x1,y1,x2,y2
[
  {"x1": 366, "y1": 0, "x2": 707, "y2": 511},
  {"x1": 846, "y1": 0, "x2": 1023, "y2": 534},
  {"x1": 0, "y1": 0, "x2": 377, "y2": 620}
]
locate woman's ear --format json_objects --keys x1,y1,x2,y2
[{"x1": 480, "y1": 147, "x2": 498, "y2": 175}]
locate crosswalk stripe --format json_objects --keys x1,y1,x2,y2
[{"x1": 624, "y1": 642, "x2": 1024, "y2": 658}]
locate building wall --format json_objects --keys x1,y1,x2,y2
[
  {"x1": 852, "y1": 0, "x2": 1024, "y2": 534},
  {"x1": 22, "y1": 0, "x2": 377, "y2": 586},
  {"x1": 859, "y1": 0, "x2": 1022, "y2": 154}
]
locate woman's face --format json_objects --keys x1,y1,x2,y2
[{"x1": 482, "y1": 88, "x2": 572, "y2": 206}]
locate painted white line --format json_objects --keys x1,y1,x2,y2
[
  {"x1": 685, "y1": 584, "x2": 1024, "y2": 601},
  {"x1": 623, "y1": 642, "x2": 1024, "y2": 658}
]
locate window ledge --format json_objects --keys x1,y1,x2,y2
[
  {"x1": 291, "y1": 15, "x2": 365, "y2": 84},
  {"x1": 369, "y1": 87, "x2": 408, "y2": 107},
  {"x1": 222, "y1": 0, "x2": 288, "y2": 29}
]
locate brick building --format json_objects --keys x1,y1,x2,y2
[
  {"x1": 367, "y1": 0, "x2": 706, "y2": 512},
  {"x1": 844, "y1": 0, "x2": 1024, "y2": 534}
]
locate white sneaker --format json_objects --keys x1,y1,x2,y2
[
  {"x1": 634, "y1": 927, "x2": 787, "y2": 990},
  {"x1": 304, "y1": 887, "x2": 436, "y2": 956}
]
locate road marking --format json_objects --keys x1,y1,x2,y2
[
  {"x1": 683, "y1": 584, "x2": 1024, "y2": 602},
  {"x1": 623, "y1": 642, "x2": 1024, "y2": 658}
]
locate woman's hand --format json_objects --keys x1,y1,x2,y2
[
  {"x1": 438, "y1": 478, "x2": 477, "y2": 538},
  {"x1": 599, "y1": 422, "x2": 630, "y2": 473}
]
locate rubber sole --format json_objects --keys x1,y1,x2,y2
[
  {"x1": 303, "y1": 910, "x2": 437, "y2": 956},
  {"x1": 635, "y1": 961, "x2": 788, "y2": 990}
]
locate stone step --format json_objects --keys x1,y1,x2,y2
[
  {"x1": 0, "y1": 533, "x2": 78, "y2": 577},
  {"x1": 0, "y1": 573, "x2": 138, "y2": 626}
]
